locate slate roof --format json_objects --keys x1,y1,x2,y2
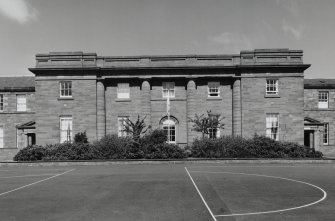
[
  {"x1": 304, "y1": 79, "x2": 335, "y2": 89},
  {"x1": 0, "y1": 77, "x2": 35, "y2": 91}
]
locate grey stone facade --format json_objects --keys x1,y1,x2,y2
[{"x1": 2, "y1": 48, "x2": 334, "y2": 160}]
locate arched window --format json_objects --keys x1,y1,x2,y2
[{"x1": 162, "y1": 118, "x2": 177, "y2": 143}]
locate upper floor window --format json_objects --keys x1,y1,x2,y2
[
  {"x1": 318, "y1": 91, "x2": 329, "y2": 109},
  {"x1": 60, "y1": 81, "x2": 72, "y2": 98},
  {"x1": 162, "y1": 82, "x2": 175, "y2": 98},
  {"x1": 208, "y1": 82, "x2": 220, "y2": 97},
  {"x1": 266, "y1": 79, "x2": 278, "y2": 95},
  {"x1": 323, "y1": 123, "x2": 329, "y2": 145},
  {"x1": 266, "y1": 113, "x2": 279, "y2": 141},
  {"x1": 0, "y1": 94, "x2": 3, "y2": 111},
  {"x1": 17, "y1": 95, "x2": 27, "y2": 112},
  {"x1": 117, "y1": 83, "x2": 130, "y2": 99},
  {"x1": 118, "y1": 117, "x2": 130, "y2": 137},
  {"x1": 60, "y1": 116, "x2": 72, "y2": 143}
]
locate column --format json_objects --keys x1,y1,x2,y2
[
  {"x1": 232, "y1": 78, "x2": 242, "y2": 136},
  {"x1": 141, "y1": 80, "x2": 151, "y2": 126},
  {"x1": 96, "y1": 80, "x2": 106, "y2": 140},
  {"x1": 187, "y1": 79, "x2": 196, "y2": 145}
]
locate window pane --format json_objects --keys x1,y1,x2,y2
[
  {"x1": 117, "y1": 83, "x2": 130, "y2": 99},
  {"x1": 266, "y1": 113, "x2": 279, "y2": 141},
  {"x1": 162, "y1": 82, "x2": 175, "y2": 98},
  {"x1": 60, "y1": 81, "x2": 72, "y2": 97},
  {"x1": 318, "y1": 92, "x2": 329, "y2": 109},
  {"x1": 0, "y1": 94, "x2": 3, "y2": 111},
  {"x1": 0, "y1": 126, "x2": 3, "y2": 148},
  {"x1": 17, "y1": 95, "x2": 27, "y2": 111},
  {"x1": 162, "y1": 119, "x2": 176, "y2": 143},
  {"x1": 323, "y1": 123, "x2": 329, "y2": 145},
  {"x1": 60, "y1": 117, "x2": 72, "y2": 143},
  {"x1": 266, "y1": 79, "x2": 278, "y2": 95},
  {"x1": 118, "y1": 117, "x2": 130, "y2": 137},
  {"x1": 208, "y1": 82, "x2": 220, "y2": 97}
]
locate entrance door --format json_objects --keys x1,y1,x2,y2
[
  {"x1": 304, "y1": 130, "x2": 314, "y2": 148},
  {"x1": 27, "y1": 133, "x2": 36, "y2": 146}
]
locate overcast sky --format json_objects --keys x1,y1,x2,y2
[{"x1": 0, "y1": 0, "x2": 334, "y2": 78}]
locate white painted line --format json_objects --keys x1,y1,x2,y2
[
  {"x1": 0, "y1": 174, "x2": 60, "y2": 179},
  {"x1": 185, "y1": 167, "x2": 217, "y2": 221},
  {"x1": 189, "y1": 170, "x2": 327, "y2": 217},
  {"x1": 0, "y1": 169, "x2": 75, "y2": 198},
  {"x1": 188, "y1": 165, "x2": 334, "y2": 168}
]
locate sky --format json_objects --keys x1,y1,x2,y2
[{"x1": 0, "y1": 0, "x2": 334, "y2": 78}]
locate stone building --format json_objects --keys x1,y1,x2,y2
[
  {"x1": 0, "y1": 48, "x2": 334, "y2": 160},
  {"x1": 0, "y1": 77, "x2": 35, "y2": 161},
  {"x1": 304, "y1": 79, "x2": 335, "y2": 155}
]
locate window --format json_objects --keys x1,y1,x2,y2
[
  {"x1": 0, "y1": 94, "x2": 3, "y2": 111},
  {"x1": 266, "y1": 113, "x2": 279, "y2": 141},
  {"x1": 266, "y1": 79, "x2": 278, "y2": 95},
  {"x1": 60, "y1": 81, "x2": 72, "y2": 97},
  {"x1": 0, "y1": 126, "x2": 3, "y2": 148},
  {"x1": 208, "y1": 128, "x2": 220, "y2": 139},
  {"x1": 318, "y1": 91, "x2": 329, "y2": 109},
  {"x1": 17, "y1": 95, "x2": 27, "y2": 112},
  {"x1": 60, "y1": 117, "x2": 72, "y2": 143},
  {"x1": 118, "y1": 117, "x2": 130, "y2": 137},
  {"x1": 117, "y1": 83, "x2": 130, "y2": 99},
  {"x1": 162, "y1": 119, "x2": 176, "y2": 143},
  {"x1": 208, "y1": 82, "x2": 220, "y2": 97},
  {"x1": 162, "y1": 82, "x2": 175, "y2": 98},
  {"x1": 323, "y1": 123, "x2": 329, "y2": 145}
]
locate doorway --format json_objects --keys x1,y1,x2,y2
[{"x1": 304, "y1": 130, "x2": 314, "y2": 148}]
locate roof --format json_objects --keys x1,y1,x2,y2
[
  {"x1": 304, "y1": 79, "x2": 335, "y2": 89},
  {"x1": 29, "y1": 49, "x2": 310, "y2": 74},
  {"x1": 0, "y1": 77, "x2": 35, "y2": 92}
]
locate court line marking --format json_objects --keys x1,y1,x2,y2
[
  {"x1": 0, "y1": 169, "x2": 75, "y2": 198},
  {"x1": 0, "y1": 174, "x2": 60, "y2": 179},
  {"x1": 188, "y1": 165, "x2": 334, "y2": 168},
  {"x1": 188, "y1": 170, "x2": 327, "y2": 217},
  {"x1": 185, "y1": 167, "x2": 217, "y2": 221}
]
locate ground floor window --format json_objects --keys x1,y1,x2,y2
[
  {"x1": 60, "y1": 117, "x2": 72, "y2": 143},
  {"x1": 266, "y1": 113, "x2": 279, "y2": 141},
  {"x1": 162, "y1": 119, "x2": 176, "y2": 143},
  {"x1": 0, "y1": 126, "x2": 3, "y2": 148},
  {"x1": 208, "y1": 127, "x2": 220, "y2": 139},
  {"x1": 323, "y1": 123, "x2": 329, "y2": 145},
  {"x1": 118, "y1": 117, "x2": 130, "y2": 137}
]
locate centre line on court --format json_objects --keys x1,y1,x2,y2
[{"x1": 185, "y1": 167, "x2": 217, "y2": 221}]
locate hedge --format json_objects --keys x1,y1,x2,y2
[
  {"x1": 190, "y1": 135, "x2": 323, "y2": 158},
  {"x1": 14, "y1": 130, "x2": 186, "y2": 161},
  {"x1": 13, "y1": 133, "x2": 322, "y2": 161}
]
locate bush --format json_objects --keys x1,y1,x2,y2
[
  {"x1": 74, "y1": 131, "x2": 88, "y2": 144},
  {"x1": 189, "y1": 135, "x2": 323, "y2": 158},
  {"x1": 13, "y1": 145, "x2": 47, "y2": 161},
  {"x1": 94, "y1": 134, "x2": 133, "y2": 159},
  {"x1": 43, "y1": 143, "x2": 101, "y2": 161}
]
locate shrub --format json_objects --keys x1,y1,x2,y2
[
  {"x1": 189, "y1": 135, "x2": 323, "y2": 158},
  {"x1": 94, "y1": 134, "x2": 133, "y2": 159},
  {"x1": 145, "y1": 143, "x2": 186, "y2": 159},
  {"x1": 13, "y1": 145, "x2": 47, "y2": 161},
  {"x1": 74, "y1": 131, "x2": 88, "y2": 144},
  {"x1": 43, "y1": 143, "x2": 101, "y2": 161}
]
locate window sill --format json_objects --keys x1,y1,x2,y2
[
  {"x1": 58, "y1": 97, "x2": 74, "y2": 101},
  {"x1": 207, "y1": 97, "x2": 222, "y2": 101},
  {"x1": 116, "y1": 99, "x2": 131, "y2": 102},
  {"x1": 265, "y1": 94, "x2": 280, "y2": 98}
]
